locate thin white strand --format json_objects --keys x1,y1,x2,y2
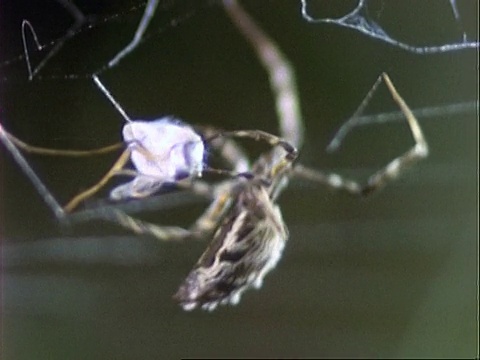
[{"x1": 92, "y1": 75, "x2": 131, "y2": 123}]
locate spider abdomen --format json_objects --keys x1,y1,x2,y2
[{"x1": 174, "y1": 186, "x2": 288, "y2": 311}]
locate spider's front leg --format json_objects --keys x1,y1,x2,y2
[
  {"x1": 105, "y1": 178, "x2": 246, "y2": 243},
  {"x1": 98, "y1": 125, "x2": 255, "y2": 242},
  {"x1": 294, "y1": 73, "x2": 429, "y2": 196},
  {"x1": 207, "y1": 129, "x2": 298, "y2": 180}
]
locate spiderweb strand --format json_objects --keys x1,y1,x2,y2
[
  {"x1": 21, "y1": 0, "x2": 88, "y2": 80},
  {"x1": 300, "y1": 0, "x2": 479, "y2": 54},
  {"x1": 21, "y1": 21, "x2": 42, "y2": 81},
  {"x1": 9, "y1": 1, "x2": 204, "y2": 81},
  {"x1": 92, "y1": 75, "x2": 132, "y2": 123}
]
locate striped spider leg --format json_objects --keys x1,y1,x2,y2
[{"x1": 293, "y1": 72, "x2": 429, "y2": 196}]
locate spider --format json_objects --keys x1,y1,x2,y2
[{"x1": 0, "y1": 0, "x2": 428, "y2": 311}]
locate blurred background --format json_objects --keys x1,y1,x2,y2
[{"x1": 1, "y1": 0, "x2": 478, "y2": 358}]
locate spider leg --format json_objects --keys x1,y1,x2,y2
[
  {"x1": 222, "y1": 130, "x2": 297, "y2": 158},
  {"x1": 105, "y1": 208, "x2": 193, "y2": 242},
  {"x1": 63, "y1": 148, "x2": 132, "y2": 212},
  {"x1": 294, "y1": 73, "x2": 429, "y2": 196},
  {"x1": 199, "y1": 125, "x2": 250, "y2": 173},
  {"x1": 104, "y1": 197, "x2": 229, "y2": 242},
  {"x1": 223, "y1": 0, "x2": 304, "y2": 149},
  {"x1": 188, "y1": 181, "x2": 238, "y2": 236},
  {"x1": 108, "y1": 0, "x2": 159, "y2": 68},
  {"x1": 1, "y1": 122, "x2": 65, "y2": 220},
  {"x1": 101, "y1": 179, "x2": 237, "y2": 242},
  {"x1": 208, "y1": 129, "x2": 298, "y2": 185},
  {"x1": 209, "y1": 129, "x2": 298, "y2": 166},
  {"x1": 3, "y1": 129, "x2": 123, "y2": 156}
]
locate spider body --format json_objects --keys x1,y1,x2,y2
[
  {"x1": 174, "y1": 147, "x2": 293, "y2": 311},
  {"x1": 174, "y1": 182, "x2": 288, "y2": 311}
]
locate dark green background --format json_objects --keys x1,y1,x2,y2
[{"x1": 1, "y1": 1, "x2": 477, "y2": 358}]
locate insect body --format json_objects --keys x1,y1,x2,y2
[{"x1": 111, "y1": 117, "x2": 205, "y2": 201}]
